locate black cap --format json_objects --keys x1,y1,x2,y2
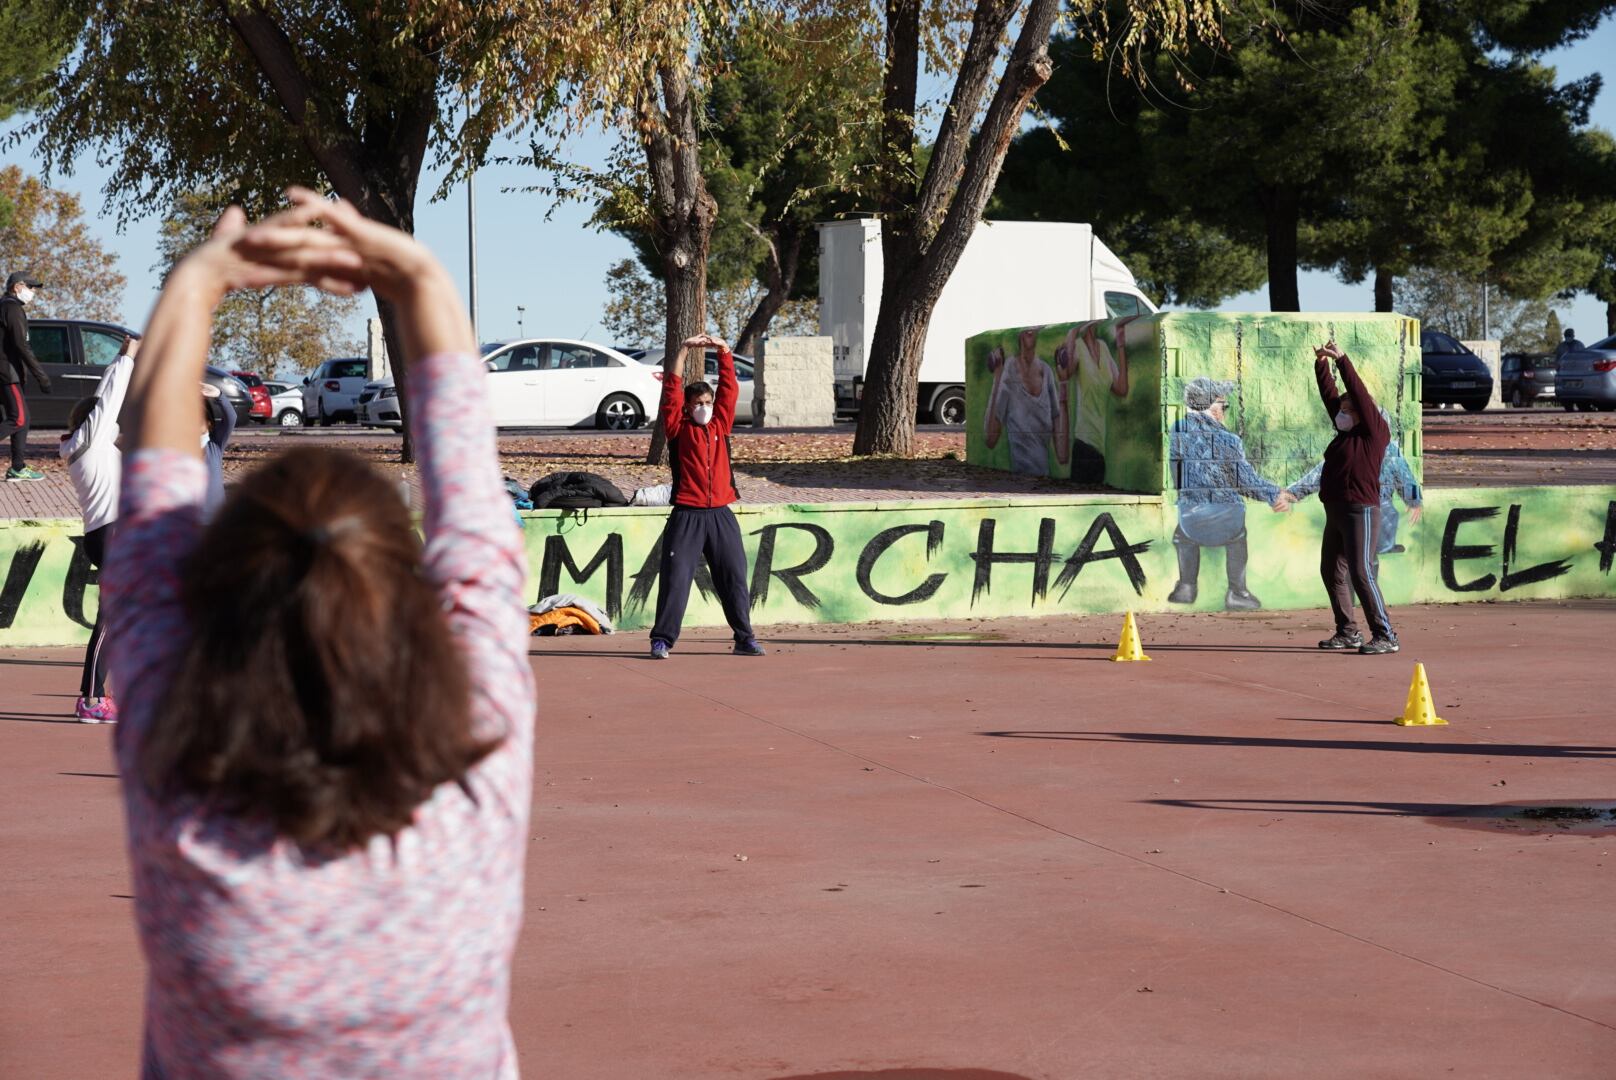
[{"x1": 5, "y1": 272, "x2": 41, "y2": 291}]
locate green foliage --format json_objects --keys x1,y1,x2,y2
[
  {"x1": 25, "y1": 2, "x2": 542, "y2": 224},
  {"x1": 1005, "y1": 0, "x2": 1616, "y2": 315},
  {"x1": 602, "y1": 257, "x2": 818, "y2": 345},
  {"x1": 994, "y1": 34, "x2": 1265, "y2": 307},
  {"x1": 0, "y1": 166, "x2": 124, "y2": 321},
  {"x1": 0, "y1": 3, "x2": 73, "y2": 122},
  {"x1": 594, "y1": 15, "x2": 880, "y2": 324},
  {"x1": 1397, "y1": 266, "x2": 1568, "y2": 351}
]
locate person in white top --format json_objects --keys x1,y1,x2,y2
[{"x1": 59, "y1": 334, "x2": 140, "y2": 723}]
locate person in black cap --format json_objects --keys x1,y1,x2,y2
[{"x1": 0, "y1": 271, "x2": 52, "y2": 481}]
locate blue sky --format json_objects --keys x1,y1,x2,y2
[{"x1": 3, "y1": 17, "x2": 1612, "y2": 352}]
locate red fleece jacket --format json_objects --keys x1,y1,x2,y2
[{"x1": 660, "y1": 348, "x2": 739, "y2": 507}]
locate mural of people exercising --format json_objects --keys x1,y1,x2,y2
[
  {"x1": 1167, "y1": 376, "x2": 1289, "y2": 610},
  {"x1": 1280, "y1": 408, "x2": 1423, "y2": 554}
]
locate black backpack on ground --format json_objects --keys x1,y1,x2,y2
[{"x1": 527, "y1": 471, "x2": 630, "y2": 510}]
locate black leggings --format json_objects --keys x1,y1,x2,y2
[
  {"x1": 80, "y1": 525, "x2": 110, "y2": 699},
  {"x1": 0, "y1": 383, "x2": 30, "y2": 471}
]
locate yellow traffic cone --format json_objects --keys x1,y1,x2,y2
[
  {"x1": 1112, "y1": 611, "x2": 1151, "y2": 662},
  {"x1": 1394, "y1": 662, "x2": 1447, "y2": 726}
]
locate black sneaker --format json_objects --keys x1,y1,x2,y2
[
  {"x1": 649, "y1": 640, "x2": 671, "y2": 660},
  {"x1": 733, "y1": 639, "x2": 766, "y2": 657},
  {"x1": 1318, "y1": 630, "x2": 1364, "y2": 650},
  {"x1": 1359, "y1": 635, "x2": 1400, "y2": 655}
]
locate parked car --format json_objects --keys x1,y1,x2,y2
[
  {"x1": 356, "y1": 378, "x2": 401, "y2": 428},
  {"x1": 1499, "y1": 352, "x2": 1557, "y2": 408},
  {"x1": 230, "y1": 370, "x2": 273, "y2": 422},
  {"x1": 1420, "y1": 331, "x2": 1493, "y2": 411},
  {"x1": 263, "y1": 381, "x2": 305, "y2": 427},
  {"x1": 481, "y1": 339, "x2": 665, "y2": 429},
  {"x1": 636, "y1": 347, "x2": 757, "y2": 425},
  {"x1": 20, "y1": 317, "x2": 251, "y2": 426},
  {"x1": 356, "y1": 340, "x2": 664, "y2": 430},
  {"x1": 300, "y1": 357, "x2": 371, "y2": 425},
  {"x1": 1553, "y1": 333, "x2": 1616, "y2": 412}
]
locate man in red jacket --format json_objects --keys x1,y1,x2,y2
[
  {"x1": 649, "y1": 333, "x2": 764, "y2": 659},
  {"x1": 1309, "y1": 341, "x2": 1398, "y2": 655}
]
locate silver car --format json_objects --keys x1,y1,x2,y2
[
  {"x1": 1554, "y1": 334, "x2": 1616, "y2": 412},
  {"x1": 636, "y1": 347, "x2": 757, "y2": 424},
  {"x1": 356, "y1": 378, "x2": 403, "y2": 428},
  {"x1": 300, "y1": 357, "x2": 372, "y2": 425}
]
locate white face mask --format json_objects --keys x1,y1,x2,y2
[
  {"x1": 1334, "y1": 411, "x2": 1355, "y2": 432},
  {"x1": 691, "y1": 403, "x2": 713, "y2": 426},
  {"x1": 16, "y1": 287, "x2": 33, "y2": 305}
]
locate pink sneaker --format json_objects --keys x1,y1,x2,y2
[{"x1": 74, "y1": 696, "x2": 118, "y2": 724}]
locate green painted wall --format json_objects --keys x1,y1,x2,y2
[
  {"x1": 966, "y1": 312, "x2": 1424, "y2": 496},
  {"x1": 4, "y1": 487, "x2": 1613, "y2": 646}
]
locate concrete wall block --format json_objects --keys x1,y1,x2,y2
[{"x1": 756, "y1": 336, "x2": 835, "y2": 428}]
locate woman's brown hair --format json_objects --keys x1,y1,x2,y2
[{"x1": 141, "y1": 447, "x2": 496, "y2": 850}]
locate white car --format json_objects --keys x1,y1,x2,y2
[
  {"x1": 263, "y1": 381, "x2": 306, "y2": 427},
  {"x1": 300, "y1": 357, "x2": 372, "y2": 425},
  {"x1": 482, "y1": 339, "x2": 663, "y2": 429},
  {"x1": 636, "y1": 347, "x2": 757, "y2": 424},
  {"x1": 357, "y1": 378, "x2": 402, "y2": 428},
  {"x1": 354, "y1": 341, "x2": 665, "y2": 430}
]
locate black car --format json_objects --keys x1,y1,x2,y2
[
  {"x1": 19, "y1": 318, "x2": 252, "y2": 427},
  {"x1": 1500, "y1": 352, "x2": 1557, "y2": 408},
  {"x1": 1420, "y1": 331, "x2": 1493, "y2": 411}
]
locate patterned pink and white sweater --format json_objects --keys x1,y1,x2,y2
[{"x1": 103, "y1": 353, "x2": 535, "y2": 1078}]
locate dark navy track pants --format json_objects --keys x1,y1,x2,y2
[
  {"x1": 650, "y1": 505, "x2": 755, "y2": 647},
  {"x1": 1321, "y1": 501, "x2": 1395, "y2": 639}
]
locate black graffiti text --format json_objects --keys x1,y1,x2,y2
[{"x1": 1440, "y1": 504, "x2": 1573, "y2": 594}]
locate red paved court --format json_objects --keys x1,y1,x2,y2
[{"x1": 3, "y1": 600, "x2": 1615, "y2": 1078}]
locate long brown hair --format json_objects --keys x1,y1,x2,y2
[{"x1": 142, "y1": 447, "x2": 495, "y2": 850}]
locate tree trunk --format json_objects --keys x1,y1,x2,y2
[
  {"x1": 1606, "y1": 299, "x2": 1615, "y2": 337},
  {"x1": 220, "y1": 4, "x2": 435, "y2": 463},
  {"x1": 643, "y1": 61, "x2": 718, "y2": 466},
  {"x1": 1373, "y1": 266, "x2": 1394, "y2": 312},
  {"x1": 735, "y1": 226, "x2": 803, "y2": 358},
  {"x1": 1263, "y1": 185, "x2": 1301, "y2": 312},
  {"x1": 853, "y1": 275, "x2": 932, "y2": 456},
  {"x1": 853, "y1": 0, "x2": 1060, "y2": 456}
]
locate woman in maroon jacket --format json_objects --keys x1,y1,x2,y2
[
  {"x1": 648, "y1": 333, "x2": 765, "y2": 659},
  {"x1": 1310, "y1": 342, "x2": 1399, "y2": 655}
]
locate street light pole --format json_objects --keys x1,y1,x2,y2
[
  {"x1": 1481, "y1": 274, "x2": 1490, "y2": 341},
  {"x1": 466, "y1": 95, "x2": 480, "y2": 344},
  {"x1": 517, "y1": 305, "x2": 526, "y2": 338}
]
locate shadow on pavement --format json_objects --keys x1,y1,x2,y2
[
  {"x1": 768, "y1": 1071, "x2": 1037, "y2": 1080},
  {"x1": 977, "y1": 730, "x2": 1616, "y2": 759},
  {"x1": 0, "y1": 711, "x2": 80, "y2": 724},
  {"x1": 1147, "y1": 798, "x2": 1506, "y2": 816},
  {"x1": 0, "y1": 656, "x2": 82, "y2": 667},
  {"x1": 766, "y1": 638, "x2": 1319, "y2": 654}
]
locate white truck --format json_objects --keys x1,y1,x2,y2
[{"x1": 818, "y1": 218, "x2": 1158, "y2": 424}]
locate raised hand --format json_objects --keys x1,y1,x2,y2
[
  {"x1": 282, "y1": 187, "x2": 431, "y2": 303},
  {"x1": 282, "y1": 187, "x2": 472, "y2": 360},
  {"x1": 181, "y1": 201, "x2": 364, "y2": 303}
]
